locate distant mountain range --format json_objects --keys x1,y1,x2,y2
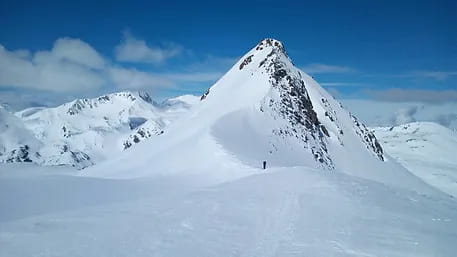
[{"x1": 1, "y1": 91, "x2": 199, "y2": 168}]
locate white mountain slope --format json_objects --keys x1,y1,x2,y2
[
  {"x1": 91, "y1": 39, "x2": 431, "y2": 193},
  {"x1": 13, "y1": 92, "x2": 199, "y2": 168},
  {"x1": 373, "y1": 122, "x2": 457, "y2": 197}
]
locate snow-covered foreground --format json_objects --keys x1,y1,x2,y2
[{"x1": 1, "y1": 164, "x2": 456, "y2": 257}]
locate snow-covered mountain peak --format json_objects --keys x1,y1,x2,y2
[
  {"x1": 106, "y1": 39, "x2": 400, "y2": 184},
  {"x1": 255, "y1": 38, "x2": 285, "y2": 53},
  {"x1": 237, "y1": 38, "x2": 288, "y2": 72},
  {"x1": 195, "y1": 38, "x2": 386, "y2": 170},
  {"x1": 64, "y1": 91, "x2": 154, "y2": 116},
  {"x1": 11, "y1": 90, "x2": 169, "y2": 168}
]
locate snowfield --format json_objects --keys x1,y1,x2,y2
[
  {"x1": 0, "y1": 165, "x2": 456, "y2": 257},
  {"x1": 1, "y1": 39, "x2": 456, "y2": 256}
]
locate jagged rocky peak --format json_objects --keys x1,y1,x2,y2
[
  {"x1": 104, "y1": 91, "x2": 152, "y2": 102},
  {"x1": 138, "y1": 91, "x2": 153, "y2": 103},
  {"x1": 257, "y1": 40, "x2": 332, "y2": 167},
  {"x1": 255, "y1": 38, "x2": 285, "y2": 52},
  {"x1": 239, "y1": 38, "x2": 288, "y2": 71}
]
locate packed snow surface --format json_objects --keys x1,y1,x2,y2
[{"x1": 0, "y1": 164, "x2": 456, "y2": 257}]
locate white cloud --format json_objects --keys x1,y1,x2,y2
[
  {"x1": 185, "y1": 55, "x2": 238, "y2": 71},
  {"x1": 108, "y1": 69, "x2": 223, "y2": 90},
  {"x1": 52, "y1": 38, "x2": 106, "y2": 69},
  {"x1": 393, "y1": 70, "x2": 457, "y2": 81},
  {"x1": 301, "y1": 63, "x2": 355, "y2": 74},
  {"x1": 166, "y1": 72, "x2": 223, "y2": 82},
  {"x1": 341, "y1": 99, "x2": 457, "y2": 129},
  {"x1": 0, "y1": 35, "x2": 228, "y2": 99},
  {"x1": 0, "y1": 41, "x2": 105, "y2": 92},
  {"x1": 115, "y1": 32, "x2": 181, "y2": 64},
  {"x1": 108, "y1": 68, "x2": 173, "y2": 89},
  {"x1": 392, "y1": 106, "x2": 418, "y2": 125},
  {"x1": 410, "y1": 71, "x2": 457, "y2": 80},
  {"x1": 367, "y1": 88, "x2": 457, "y2": 102},
  {"x1": 320, "y1": 82, "x2": 363, "y2": 87},
  {"x1": 435, "y1": 113, "x2": 457, "y2": 127}
]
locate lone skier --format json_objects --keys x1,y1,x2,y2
[{"x1": 263, "y1": 161, "x2": 267, "y2": 170}]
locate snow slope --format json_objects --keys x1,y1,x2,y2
[
  {"x1": 373, "y1": 122, "x2": 457, "y2": 197},
  {"x1": 0, "y1": 165, "x2": 456, "y2": 257}
]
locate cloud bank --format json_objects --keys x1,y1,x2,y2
[
  {"x1": 368, "y1": 88, "x2": 457, "y2": 103},
  {"x1": 0, "y1": 36, "x2": 228, "y2": 97},
  {"x1": 114, "y1": 32, "x2": 182, "y2": 64},
  {"x1": 392, "y1": 106, "x2": 419, "y2": 125},
  {"x1": 0, "y1": 39, "x2": 106, "y2": 92},
  {"x1": 407, "y1": 71, "x2": 457, "y2": 81},
  {"x1": 301, "y1": 63, "x2": 355, "y2": 74},
  {"x1": 341, "y1": 99, "x2": 457, "y2": 129}
]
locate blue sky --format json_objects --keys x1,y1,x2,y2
[{"x1": 0, "y1": 0, "x2": 456, "y2": 109}]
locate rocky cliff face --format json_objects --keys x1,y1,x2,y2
[{"x1": 256, "y1": 39, "x2": 333, "y2": 167}]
